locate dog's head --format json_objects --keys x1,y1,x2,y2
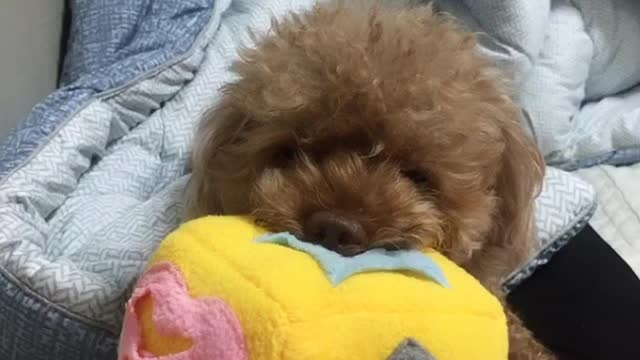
[{"x1": 189, "y1": 2, "x2": 543, "y2": 265}]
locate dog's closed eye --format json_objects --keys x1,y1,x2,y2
[
  {"x1": 401, "y1": 169, "x2": 429, "y2": 186},
  {"x1": 272, "y1": 146, "x2": 297, "y2": 168}
]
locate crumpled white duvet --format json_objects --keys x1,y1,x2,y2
[{"x1": 437, "y1": 0, "x2": 640, "y2": 169}]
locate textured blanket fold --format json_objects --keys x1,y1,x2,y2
[{"x1": 437, "y1": 0, "x2": 640, "y2": 169}]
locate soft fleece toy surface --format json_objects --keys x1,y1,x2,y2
[{"x1": 118, "y1": 216, "x2": 507, "y2": 360}]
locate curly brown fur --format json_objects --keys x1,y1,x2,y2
[{"x1": 188, "y1": 1, "x2": 550, "y2": 358}]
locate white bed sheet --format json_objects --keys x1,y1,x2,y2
[{"x1": 576, "y1": 163, "x2": 640, "y2": 278}]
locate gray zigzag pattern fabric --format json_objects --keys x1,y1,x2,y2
[
  {"x1": 0, "y1": 270, "x2": 118, "y2": 360},
  {"x1": 0, "y1": 0, "x2": 217, "y2": 357},
  {"x1": 535, "y1": 168, "x2": 597, "y2": 247},
  {"x1": 0, "y1": 0, "x2": 323, "y2": 344},
  {"x1": 505, "y1": 167, "x2": 597, "y2": 291},
  {"x1": 0, "y1": 36, "x2": 211, "y2": 330},
  {"x1": 0, "y1": 0, "x2": 214, "y2": 179}
]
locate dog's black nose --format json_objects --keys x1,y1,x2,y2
[{"x1": 303, "y1": 211, "x2": 366, "y2": 255}]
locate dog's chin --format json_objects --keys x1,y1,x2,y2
[
  {"x1": 256, "y1": 216, "x2": 424, "y2": 256},
  {"x1": 306, "y1": 240, "x2": 367, "y2": 257},
  {"x1": 252, "y1": 201, "x2": 444, "y2": 257}
]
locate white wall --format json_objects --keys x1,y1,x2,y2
[{"x1": 0, "y1": 0, "x2": 64, "y2": 140}]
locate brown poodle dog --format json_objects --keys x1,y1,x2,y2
[{"x1": 189, "y1": 1, "x2": 550, "y2": 358}]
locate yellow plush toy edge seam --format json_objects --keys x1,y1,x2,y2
[{"x1": 273, "y1": 307, "x2": 506, "y2": 323}]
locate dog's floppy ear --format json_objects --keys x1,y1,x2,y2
[
  {"x1": 187, "y1": 97, "x2": 256, "y2": 219},
  {"x1": 498, "y1": 114, "x2": 544, "y2": 253},
  {"x1": 473, "y1": 109, "x2": 544, "y2": 287}
]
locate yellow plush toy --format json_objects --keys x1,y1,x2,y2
[{"x1": 118, "y1": 216, "x2": 507, "y2": 360}]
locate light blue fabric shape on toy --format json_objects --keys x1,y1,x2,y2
[{"x1": 256, "y1": 232, "x2": 449, "y2": 287}]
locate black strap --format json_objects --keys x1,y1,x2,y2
[{"x1": 508, "y1": 225, "x2": 640, "y2": 360}]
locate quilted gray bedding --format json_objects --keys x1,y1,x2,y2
[
  {"x1": 437, "y1": 0, "x2": 640, "y2": 288},
  {"x1": 2, "y1": 0, "x2": 635, "y2": 358},
  {"x1": 438, "y1": 0, "x2": 640, "y2": 169}
]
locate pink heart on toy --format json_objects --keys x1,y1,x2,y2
[{"x1": 118, "y1": 262, "x2": 248, "y2": 360}]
